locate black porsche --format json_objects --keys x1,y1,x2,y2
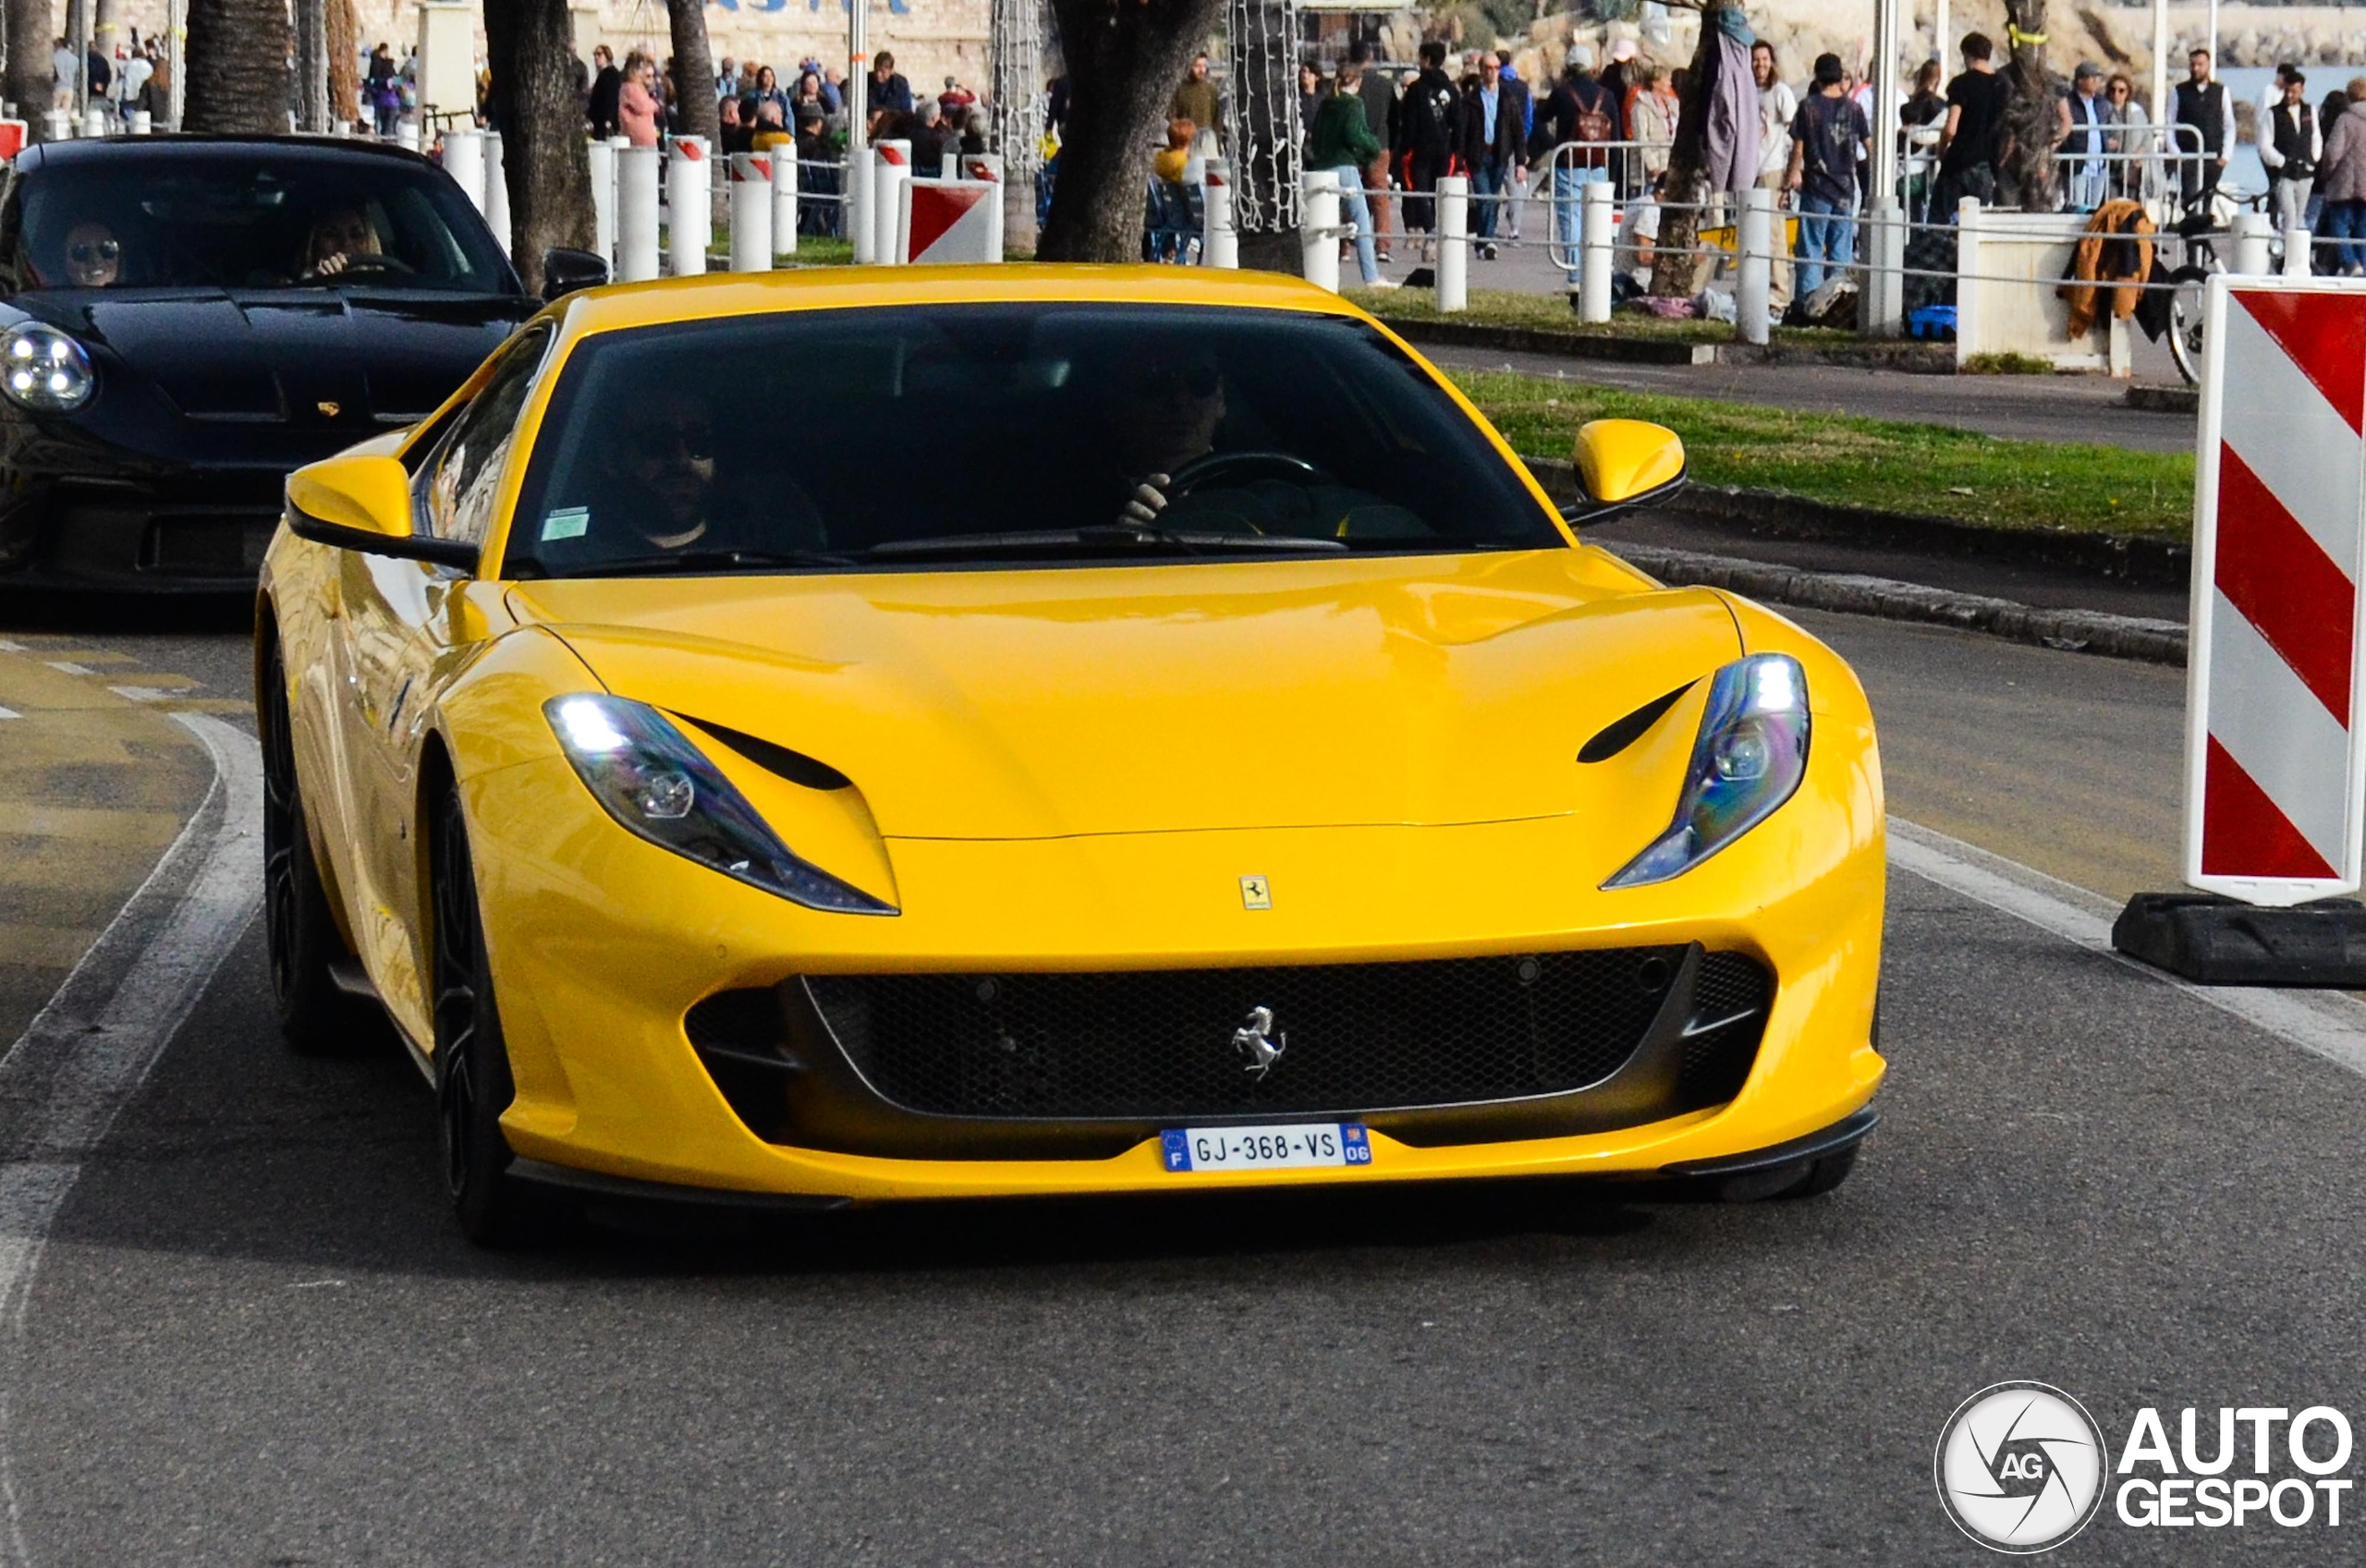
[{"x1": 0, "y1": 136, "x2": 558, "y2": 591}]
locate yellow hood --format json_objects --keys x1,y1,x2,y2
[{"x1": 505, "y1": 548, "x2": 1739, "y2": 841}]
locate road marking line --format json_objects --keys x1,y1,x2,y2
[
  {"x1": 36, "y1": 664, "x2": 88, "y2": 678},
  {"x1": 0, "y1": 711, "x2": 15, "y2": 723},
  {"x1": 0, "y1": 713, "x2": 261, "y2": 1568},
  {"x1": 0, "y1": 642, "x2": 20, "y2": 653},
  {"x1": 104, "y1": 687, "x2": 167, "y2": 704},
  {"x1": 1890, "y1": 817, "x2": 2366, "y2": 1078}
]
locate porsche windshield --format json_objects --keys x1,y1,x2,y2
[
  {"x1": 505, "y1": 304, "x2": 1567, "y2": 576},
  {"x1": 11, "y1": 153, "x2": 512, "y2": 293}
]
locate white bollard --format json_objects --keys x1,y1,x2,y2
[
  {"x1": 442, "y1": 128, "x2": 484, "y2": 214},
  {"x1": 80, "y1": 108, "x2": 104, "y2": 139},
  {"x1": 1861, "y1": 199, "x2": 1905, "y2": 336},
  {"x1": 728, "y1": 152, "x2": 773, "y2": 272},
  {"x1": 43, "y1": 109, "x2": 72, "y2": 141},
  {"x1": 1299, "y1": 170, "x2": 1342, "y2": 292},
  {"x1": 1738, "y1": 186, "x2": 1774, "y2": 346},
  {"x1": 1201, "y1": 157, "x2": 1238, "y2": 269},
  {"x1": 396, "y1": 120, "x2": 421, "y2": 152},
  {"x1": 951, "y1": 151, "x2": 1001, "y2": 185},
  {"x1": 1435, "y1": 175, "x2": 1469, "y2": 312},
  {"x1": 1579, "y1": 179, "x2": 1615, "y2": 323},
  {"x1": 848, "y1": 152, "x2": 872, "y2": 264},
  {"x1": 667, "y1": 138, "x2": 708, "y2": 275},
  {"x1": 2231, "y1": 212, "x2": 2273, "y2": 276},
  {"x1": 770, "y1": 146, "x2": 799, "y2": 256},
  {"x1": 941, "y1": 151, "x2": 959, "y2": 180},
  {"x1": 587, "y1": 139, "x2": 616, "y2": 271},
  {"x1": 872, "y1": 141, "x2": 910, "y2": 263},
  {"x1": 616, "y1": 145, "x2": 662, "y2": 282},
  {"x1": 128, "y1": 110, "x2": 152, "y2": 135},
  {"x1": 1953, "y1": 197, "x2": 1983, "y2": 369},
  {"x1": 2286, "y1": 226, "x2": 2313, "y2": 279},
  {"x1": 482, "y1": 132, "x2": 510, "y2": 254}
]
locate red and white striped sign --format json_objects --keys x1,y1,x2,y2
[
  {"x1": 2186, "y1": 276, "x2": 2366, "y2": 905},
  {"x1": 896, "y1": 178, "x2": 1004, "y2": 265}
]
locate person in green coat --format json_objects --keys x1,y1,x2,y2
[{"x1": 1307, "y1": 63, "x2": 1398, "y2": 288}]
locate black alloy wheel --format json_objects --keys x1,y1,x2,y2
[
  {"x1": 431, "y1": 786, "x2": 535, "y2": 1245},
  {"x1": 262, "y1": 641, "x2": 353, "y2": 1051}
]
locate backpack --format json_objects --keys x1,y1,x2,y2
[{"x1": 1573, "y1": 81, "x2": 1614, "y2": 143}]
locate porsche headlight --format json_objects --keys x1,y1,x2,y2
[
  {"x1": 0, "y1": 322, "x2": 95, "y2": 412},
  {"x1": 545, "y1": 694, "x2": 895, "y2": 915},
  {"x1": 1604, "y1": 654, "x2": 1810, "y2": 889}
]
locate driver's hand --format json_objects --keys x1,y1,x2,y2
[
  {"x1": 1118, "y1": 474, "x2": 1170, "y2": 528},
  {"x1": 315, "y1": 251, "x2": 349, "y2": 276}
]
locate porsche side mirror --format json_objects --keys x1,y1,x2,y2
[
  {"x1": 286, "y1": 453, "x2": 478, "y2": 571},
  {"x1": 541, "y1": 247, "x2": 609, "y2": 302},
  {"x1": 1565, "y1": 419, "x2": 1688, "y2": 524}
]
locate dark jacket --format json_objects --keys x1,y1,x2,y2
[
  {"x1": 1458, "y1": 80, "x2": 1525, "y2": 168},
  {"x1": 588, "y1": 65, "x2": 623, "y2": 138},
  {"x1": 1529, "y1": 75, "x2": 1615, "y2": 163},
  {"x1": 1394, "y1": 67, "x2": 1460, "y2": 161}
]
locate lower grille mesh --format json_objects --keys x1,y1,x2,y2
[{"x1": 794, "y1": 947, "x2": 1770, "y2": 1122}]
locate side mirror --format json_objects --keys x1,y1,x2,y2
[
  {"x1": 541, "y1": 247, "x2": 609, "y2": 302},
  {"x1": 1567, "y1": 419, "x2": 1687, "y2": 523},
  {"x1": 286, "y1": 453, "x2": 477, "y2": 570}
]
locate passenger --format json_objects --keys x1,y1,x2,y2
[
  {"x1": 62, "y1": 220, "x2": 122, "y2": 286},
  {"x1": 302, "y1": 205, "x2": 381, "y2": 277},
  {"x1": 588, "y1": 389, "x2": 823, "y2": 554}
]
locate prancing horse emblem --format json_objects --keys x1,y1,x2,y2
[{"x1": 1232, "y1": 1006, "x2": 1286, "y2": 1078}]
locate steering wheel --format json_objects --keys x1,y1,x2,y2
[
  {"x1": 1165, "y1": 449, "x2": 1326, "y2": 499},
  {"x1": 322, "y1": 253, "x2": 416, "y2": 278}
]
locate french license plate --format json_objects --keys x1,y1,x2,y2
[{"x1": 1160, "y1": 1123, "x2": 1372, "y2": 1173}]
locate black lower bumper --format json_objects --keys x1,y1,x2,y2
[
  {"x1": 1657, "y1": 1105, "x2": 1878, "y2": 1182},
  {"x1": 687, "y1": 943, "x2": 1775, "y2": 1162},
  {"x1": 0, "y1": 473, "x2": 283, "y2": 592}
]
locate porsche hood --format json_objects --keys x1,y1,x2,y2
[{"x1": 506, "y1": 552, "x2": 1745, "y2": 841}]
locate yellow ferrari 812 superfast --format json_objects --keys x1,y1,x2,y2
[{"x1": 255, "y1": 266, "x2": 1885, "y2": 1243}]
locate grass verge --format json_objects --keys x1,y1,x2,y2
[
  {"x1": 1344, "y1": 286, "x2": 1850, "y2": 346},
  {"x1": 1452, "y1": 370, "x2": 2193, "y2": 538}
]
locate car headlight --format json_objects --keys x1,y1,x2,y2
[
  {"x1": 1603, "y1": 654, "x2": 1810, "y2": 889},
  {"x1": 0, "y1": 322, "x2": 95, "y2": 412},
  {"x1": 544, "y1": 694, "x2": 896, "y2": 916}
]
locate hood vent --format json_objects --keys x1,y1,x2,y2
[
  {"x1": 157, "y1": 368, "x2": 287, "y2": 423},
  {"x1": 681, "y1": 716, "x2": 854, "y2": 791}
]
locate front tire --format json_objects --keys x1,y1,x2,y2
[
  {"x1": 262, "y1": 640, "x2": 353, "y2": 1052},
  {"x1": 1773, "y1": 1145, "x2": 1859, "y2": 1199},
  {"x1": 431, "y1": 785, "x2": 537, "y2": 1246}
]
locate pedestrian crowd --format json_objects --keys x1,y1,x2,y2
[{"x1": 46, "y1": 30, "x2": 172, "y2": 127}]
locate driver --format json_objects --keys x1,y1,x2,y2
[
  {"x1": 62, "y1": 221, "x2": 122, "y2": 287},
  {"x1": 301, "y1": 205, "x2": 382, "y2": 278},
  {"x1": 1106, "y1": 349, "x2": 1226, "y2": 529},
  {"x1": 579, "y1": 387, "x2": 823, "y2": 557}
]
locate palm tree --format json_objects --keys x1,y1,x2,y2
[
  {"x1": 483, "y1": 0, "x2": 595, "y2": 292},
  {"x1": 1037, "y1": 0, "x2": 1224, "y2": 260},
  {"x1": 5, "y1": 0, "x2": 57, "y2": 136},
  {"x1": 184, "y1": 0, "x2": 290, "y2": 132},
  {"x1": 665, "y1": 0, "x2": 717, "y2": 145}
]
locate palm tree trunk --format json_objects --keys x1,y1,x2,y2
[
  {"x1": 1037, "y1": 0, "x2": 1220, "y2": 261},
  {"x1": 484, "y1": 0, "x2": 594, "y2": 291},
  {"x1": 1999, "y1": 0, "x2": 2058, "y2": 208},
  {"x1": 184, "y1": 0, "x2": 289, "y2": 132},
  {"x1": 326, "y1": 0, "x2": 360, "y2": 128},
  {"x1": 5, "y1": 0, "x2": 55, "y2": 136},
  {"x1": 1650, "y1": 19, "x2": 1723, "y2": 298},
  {"x1": 293, "y1": 0, "x2": 329, "y2": 132},
  {"x1": 664, "y1": 0, "x2": 716, "y2": 145}
]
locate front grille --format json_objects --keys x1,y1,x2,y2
[
  {"x1": 798, "y1": 947, "x2": 1770, "y2": 1122},
  {"x1": 142, "y1": 512, "x2": 277, "y2": 575}
]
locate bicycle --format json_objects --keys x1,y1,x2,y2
[{"x1": 2163, "y1": 181, "x2": 2273, "y2": 386}]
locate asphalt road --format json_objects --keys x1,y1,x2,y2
[{"x1": 7, "y1": 596, "x2": 2366, "y2": 1564}]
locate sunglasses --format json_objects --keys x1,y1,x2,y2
[
  {"x1": 1124, "y1": 364, "x2": 1222, "y2": 401},
  {"x1": 68, "y1": 239, "x2": 119, "y2": 263},
  {"x1": 629, "y1": 423, "x2": 714, "y2": 460}
]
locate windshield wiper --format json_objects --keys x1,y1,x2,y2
[
  {"x1": 865, "y1": 526, "x2": 1349, "y2": 559},
  {"x1": 552, "y1": 547, "x2": 863, "y2": 578}
]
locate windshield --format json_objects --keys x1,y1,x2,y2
[
  {"x1": 12, "y1": 152, "x2": 513, "y2": 293},
  {"x1": 505, "y1": 303, "x2": 1565, "y2": 577}
]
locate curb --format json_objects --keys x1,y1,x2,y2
[
  {"x1": 1383, "y1": 315, "x2": 1957, "y2": 372},
  {"x1": 1604, "y1": 542, "x2": 2188, "y2": 665},
  {"x1": 1520, "y1": 457, "x2": 2189, "y2": 589},
  {"x1": 2125, "y1": 383, "x2": 2200, "y2": 414}
]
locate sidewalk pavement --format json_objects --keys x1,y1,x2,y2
[{"x1": 1428, "y1": 340, "x2": 2197, "y2": 454}]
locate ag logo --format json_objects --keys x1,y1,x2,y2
[{"x1": 1935, "y1": 1381, "x2": 2108, "y2": 1553}]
